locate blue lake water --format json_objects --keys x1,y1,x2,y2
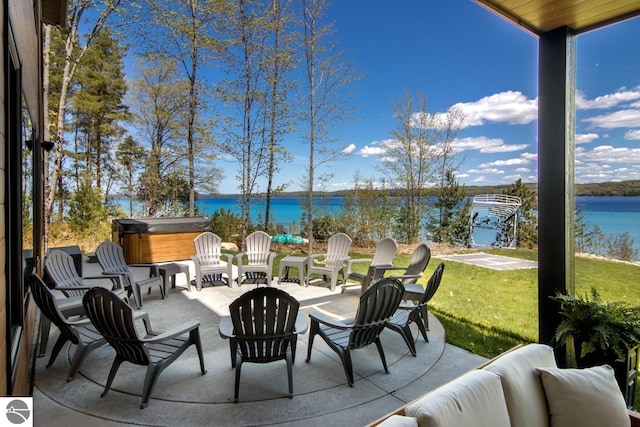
[{"x1": 114, "y1": 195, "x2": 640, "y2": 255}]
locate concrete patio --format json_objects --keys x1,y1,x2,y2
[{"x1": 32, "y1": 257, "x2": 487, "y2": 427}]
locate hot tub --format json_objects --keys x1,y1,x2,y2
[{"x1": 112, "y1": 217, "x2": 212, "y2": 264}]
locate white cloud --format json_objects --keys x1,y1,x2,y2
[
  {"x1": 342, "y1": 144, "x2": 356, "y2": 154},
  {"x1": 451, "y1": 91, "x2": 538, "y2": 128},
  {"x1": 453, "y1": 136, "x2": 528, "y2": 153},
  {"x1": 625, "y1": 129, "x2": 640, "y2": 140},
  {"x1": 480, "y1": 157, "x2": 531, "y2": 168},
  {"x1": 582, "y1": 109, "x2": 640, "y2": 129},
  {"x1": 575, "y1": 133, "x2": 599, "y2": 144},
  {"x1": 577, "y1": 145, "x2": 640, "y2": 164},
  {"x1": 576, "y1": 88, "x2": 640, "y2": 110},
  {"x1": 515, "y1": 167, "x2": 531, "y2": 172},
  {"x1": 358, "y1": 144, "x2": 386, "y2": 157}
]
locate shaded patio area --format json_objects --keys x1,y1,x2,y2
[{"x1": 32, "y1": 257, "x2": 486, "y2": 426}]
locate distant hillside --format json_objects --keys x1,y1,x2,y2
[{"x1": 208, "y1": 180, "x2": 640, "y2": 198}]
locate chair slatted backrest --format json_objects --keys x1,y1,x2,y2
[
  {"x1": 31, "y1": 274, "x2": 80, "y2": 345},
  {"x1": 421, "y1": 263, "x2": 445, "y2": 304},
  {"x1": 193, "y1": 232, "x2": 224, "y2": 267},
  {"x1": 325, "y1": 233, "x2": 352, "y2": 268},
  {"x1": 83, "y1": 287, "x2": 150, "y2": 365},
  {"x1": 245, "y1": 231, "x2": 272, "y2": 265},
  {"x1": 45, "y1": 250, "x2": 85, "y2": 298},
  {"x1": 370, "y1": 237, "x2": 398, "y2": 266},
  {"x1": 230, "y1": 287, "x2": 299, "y2": 363},
  {"x1": 404, "y1": 244, "x2": 432, "y2": 282},
  {"x1": 96, "y1": 241, "x2": 131, "y2": 276},
  {"x1": 351, "y1": 278, "x2": 404, "y2": 349}
]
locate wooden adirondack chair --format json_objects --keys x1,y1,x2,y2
[
  {"x1": 191, "y1": 232, "x2": 234, "y2": 290},
  {"x1": 343, "y1": 237, "x2": 398, "y2": 293},
  {"x1": 235, "y1": 231, "x2": 276, "y2": 286},
  {"x1": 306, "y1": 278, "x2": 404, "y2": 386},
  {"x1": 306, "y1": 233, "x2": 352, "y2": 291}
]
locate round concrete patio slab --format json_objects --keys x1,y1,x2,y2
[{"x1": 33, "y1": 261, "x2": 487, "y2": 427}]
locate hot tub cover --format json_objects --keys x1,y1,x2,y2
[{"x1": 113, "y1": 217, "x2": 212, "y2": 234}]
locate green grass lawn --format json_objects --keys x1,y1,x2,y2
[
  {"x1": 337, "y1": 247, "x2": 640, "y2": 359},
  {"x1": 253, "y1": 247, "x2": 640, "y2": 359}
]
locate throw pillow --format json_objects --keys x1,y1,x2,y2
[{"x1": 536, "y1": 365, "x2": 630, "y2": 427}]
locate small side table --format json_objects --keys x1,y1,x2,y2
[
  {"x1": 158, "y1": 263, "x2": 191, "y2": 293},
  {"x1": 278, "y1": 256, "x2": 308, "y2": 286}
]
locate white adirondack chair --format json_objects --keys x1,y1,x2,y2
[
  {"x1": 306, "y1": 233, "x2": 352, "y2": 291},
  {"x1": 236, "y1": 231, "x2": 277, "y2": 286},
  {"x1": 343, "y1": 237, "x2": 398, "y2": 293},
  {"x1": 191, "y1": 232, "x2": 234, "y2": 290}
]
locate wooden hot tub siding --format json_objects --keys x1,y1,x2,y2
[{"x1": 113, "y1": 218, "x2": 213, "y2": 264}]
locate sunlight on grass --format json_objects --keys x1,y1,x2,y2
[{"x1": 350, "y1": 248, "x2": 640, "y2": 359}]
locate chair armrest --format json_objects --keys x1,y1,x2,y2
[
  {"x1": 82, "y1": 274, "x2": 125, "y2": 290},
  {"x1": 294, "y1": 313, "x2": 309, "y2": 335},
  {"x1": 142, "y1": 319, "x2": 201, "y2": 342},
  {"x1": 129, "y1": 263, "x2": 159, "y2": 276},
  {"x1": 398, "y1": 301, "x2": 419, "y2": 310},
  {"x1": 307, "y1": 254, "x2": 324, "y2": 261},
  {"x1": 221, "y1": 253, "x2": 235, "y2": 264},
  {"x1": 102, "y1": 269, "x2": 125, "y2": 276},
  {"x1": 630, "y1": 409, "x2": 640, "y2": 427},
  {"x1": 219, "y1": 316, "x2": 234, "y2": 339},
  {"x1": 133, "y1": 310, "x2": 151, "y2": 332},
  {"x1": 346, "y1": 258, "x2": 372, "y2": 269},
  {"x1": 309, "y1": 312, "x2": 352, "y2": 330},
  {"x1": 389, "y1": 273, "x2": 422, "y2": 281},
  {"x1": 66, "y1": 317, "x2": 94, "y2": 327},
  {"x1": 373, "y1": 265, "x2": 406, "y2": 274},
  {"x1": 55, "y1": 285, "x2": 94, "y2": 292}
]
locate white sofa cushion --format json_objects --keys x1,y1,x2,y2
[
  {"x1": 404, "y1": 370, "x2": 511, "y2": 427},
  {"x1": 376, "y1": 415, "x2": 419, "y2": 427},
  {"x1": 484, "y1": 343, "x2": 556, "y2": 427},
  {"x1": 537, "y1": 365, "x2": 630, "y2": 427}
]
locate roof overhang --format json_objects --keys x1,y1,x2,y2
[
  {"x1": 473, "y1": 0, "x2": 640, "y2": 36},
  {"x1": 42, "y1": 0, "x2": 69, "y2": 27}
]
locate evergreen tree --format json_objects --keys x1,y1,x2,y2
[
  {"x1": 70, "y1": 28, "x2": 129, "y2": 191},
  {"x1": 501, "y1": 179, "x2": 538, "y2": 248},
  {"x1": 67, "y1": 176, "x2": 109, "y2": 234},
  {"x1": 428, "y1": 170, "x2": 467, "y2": 244}
]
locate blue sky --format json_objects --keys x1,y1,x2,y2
[{"x1": 207, "y1": 0, "x2": 640, "y2": 194}]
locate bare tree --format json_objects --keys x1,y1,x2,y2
[
  {"x1": 379, "y1": 91, "x2": 463, "y2": 243},
  {"x1": 299, "y1": 0, "x2": 360, "y2": 252},
  {"x1": 130, "y1": 58, "x2": 189, "y2": 216},
  {"x1": 215, "y1": 0, "x2": 271, "y2": 247},
  {"x1": 144, "y1": 0, "x2": 224, "y2": 216},
  {"x1": 263, "y1": 0, "x2": 296, "y2": 230}
]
